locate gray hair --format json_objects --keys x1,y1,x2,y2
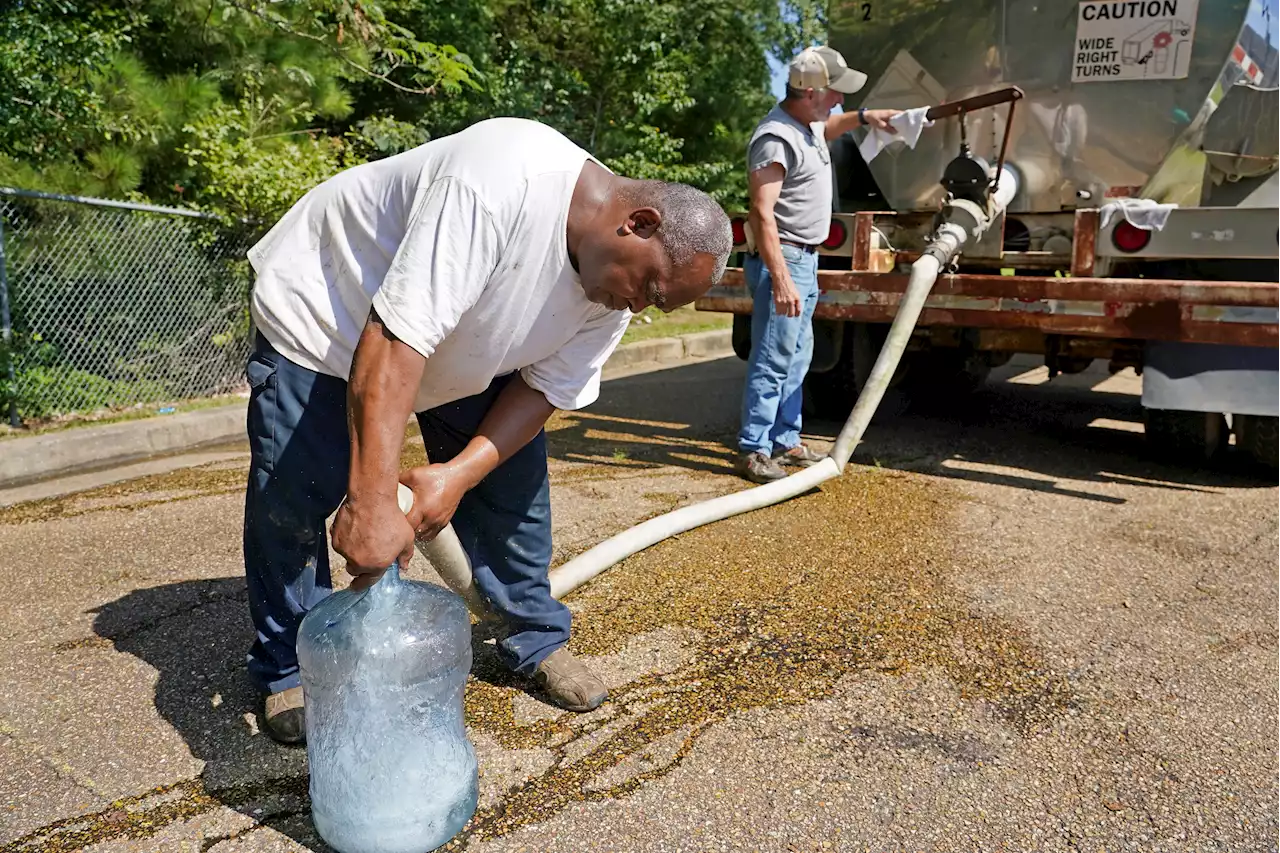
[{"x1": 619, "y1": 180, "x2": 733, "y2": 286}]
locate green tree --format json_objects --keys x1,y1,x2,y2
[
  {"x1": 0, "y1": 0, "x2": 139, "y2": 162},
  {"x1": 0, "y1": 0, "x2": 477, "y2": 217},
  {"x1": 2, "y1": 0, "x2": 821, "y2": 217},
  {"x1": 392, "y1": 0, "x2": 824, "y2": 208}
]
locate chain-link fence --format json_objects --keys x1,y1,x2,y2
[{"x1": 0, "y1": 188, "x2": 262, "y2": 426}]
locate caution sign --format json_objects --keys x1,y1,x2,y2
[{"x1": 1072, "y1": 0, "x2": 1200, "y2": 82}]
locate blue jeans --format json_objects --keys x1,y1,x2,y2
[
  {"x1": 737, "y1": 245, "x2": 820, "y2": 456},
  {"x1": 242, "y1": 335, "x2": 568, "y2": 695}
]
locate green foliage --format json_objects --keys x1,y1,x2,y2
[
  {"x1": 0, "y1": 0, "x2": 139, "y2": 161},
  {"x1": 403, "y1": 0, "x2": 824, "y2": 208},
  {"x1": 8, "y1": 366, "x2": 168, "y2": 420},
  {"x1": 3, "y1": 0, "x2": 820, "y2": 218},
  {"x1": 1, "y1": 0, "x2": 478, "y2": 218},
  {"x1": 178, "y1": 82, "x2": 366, "y2": 221}
]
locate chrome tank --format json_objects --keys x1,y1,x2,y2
[{"x1": 830, "y1": 0, "x2": 1278, "y2": 213}]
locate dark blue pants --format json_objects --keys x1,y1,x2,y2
[{"x1": 243, "y1": 334, "x2": 569, "y2": 695}]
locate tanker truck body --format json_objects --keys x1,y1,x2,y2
[{"x1": 697, "y1": 0, "x2": 1279, "y2": 469}]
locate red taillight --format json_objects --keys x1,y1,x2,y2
[
  {"x1": 731, "y1": 217, "x2": 747, "y2": 246},
  {"x1": 1111, "y1": 220, "x2": 1152, "y2": 253},
  {"x1": 823, "y1": 219, "x2": 848, "y2": 250}
]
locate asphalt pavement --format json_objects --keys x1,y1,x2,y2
[{"x1": 0, "y1": 355, "x2": 1275, "y2": 853}]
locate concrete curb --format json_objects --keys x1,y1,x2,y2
[
  {"x1": 0, "y1": 328, "x2": 735, "y2": 487},
  {"x1": 0, "y1": 406, "x2": 249, "y2": 488}
]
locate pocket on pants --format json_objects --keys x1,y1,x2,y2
[
  {"x1": 245, "y1": 352, "x2": 280, "y2": 476},
  {"x1": 246, "y1": 353, "x2": 277, "y2": 392},
  {"x1": 779, "y1": 244, "x2": 806, "y2": 264}
]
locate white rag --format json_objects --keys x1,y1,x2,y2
[
  {"x1": 1099, "y1": 198, "x2": 1178, "y2": 232},
  {"x1": 857, "y1": 106, "x2": 933, "y2": 164}
]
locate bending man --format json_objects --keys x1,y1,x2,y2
[{"x1": 242, "y1": 117, "x2": 732, "y2": 743}]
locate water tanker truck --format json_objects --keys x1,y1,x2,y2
[{"x1": 698, "y1": 0, "x2": 1279, "y2": 470}]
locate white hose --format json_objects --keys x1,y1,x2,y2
[
  {"x1": 406, "y1": 166, "x2": 1016, "y2": 605},
  {"x1": 548, "y1": 250, "x2": 951, "y2": 599},
  {"x1": 397, "y1": 484, "x2": 493, "y2": 619},
  {"x1": 830, "y1": 252, "x2": 946, "y2": 468},
  {"x1": 549, "y1": 457, "x2": 840, "y2": 598}
]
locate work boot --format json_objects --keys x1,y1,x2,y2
[
  {"x1": 533, "y1": 647, "x2": 608, "y2": 712},
  {"x1": 774, "y1": 443, "x2": 826, "y2": 468},
  {"x1": 262, "y1": 686, "x2": 306, "y2": 745},
  {"x1": 736, "y1": 451, "x2": 786, "y2": 484}
]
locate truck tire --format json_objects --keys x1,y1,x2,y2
[
  {"x1": 900, "y1": 350, "x2": 991, "y2": 411},
  {"x1": 1233, "y1": 414, "x2": 1279, "y2": 472},
  {"x1": 801, "y1": 322, "x2": 884, "y2": 422},
  {"x1": 803, "y1": 357, "x2": 860, "y2": 421},
  {"x1": 1143, "y1": 408, "x2": 1228, "y2": 464}
]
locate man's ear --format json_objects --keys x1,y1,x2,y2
[{"x1": 624, "y1": 207, "x2": 661, "y2": 239}]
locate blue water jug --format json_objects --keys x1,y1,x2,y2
[{"x1": 297, "y1": 561, "x2": 478, "y2": 853}]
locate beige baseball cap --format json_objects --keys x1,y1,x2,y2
[{"x1": 788, "y1": 46, "x2": 867, "y2": 95}]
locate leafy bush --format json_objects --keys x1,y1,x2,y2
[{"x1": 8, "y1": 366, "x2": 168, "y2": 419}]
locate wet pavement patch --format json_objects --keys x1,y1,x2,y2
[
  {"x1": 0, "y1": 776, "x2": 313, "y2": 853},
  {"x1": 3, "y1": 412, "x2": 1077, "y2": 851},
  {"x1": 0, "y1": 463, "x2": 247, "y2": 525},
  {"x1": 449, "y1": 470, "x2": 1073, "y2": 847}
]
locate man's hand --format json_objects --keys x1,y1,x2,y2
[
  {"x1": 331, "y1": 495, "x2": 415, "y2": 591},
  {"x1": 399, "y1": 463, "x2": 468, "y2": 543},
  {"x1": 773, "y1": 276, "x2": 802, "y2": 317},
  {"x1": 825, "y1": 107, "x2": 906, "y2": 140},
  {"x1": 860, "y1": 109, "x2": 902, "y2": 133}
]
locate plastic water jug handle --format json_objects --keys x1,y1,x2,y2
[{"x1": 379, "y1": 560, "x2": 403, "y2": 585}]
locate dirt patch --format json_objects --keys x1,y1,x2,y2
[
  {"x1": 0, "y1": 464, "x2": 248, "y2": 525},
  {"x1": 448, "y1": 470, "x2": 1073, "y2": 847}
]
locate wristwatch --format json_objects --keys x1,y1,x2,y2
[{"x1": 858, "y1": 107, "x2": 868, "y2": 126}]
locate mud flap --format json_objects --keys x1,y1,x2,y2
[{"x1": 1142, "y1": 341, "x2": 1278, "y2": 417}]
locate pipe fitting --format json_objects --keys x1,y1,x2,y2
[
  {"x1": 935, "y1": 198, "x2": 989, "y2": 239},
  {"x1": 922, "y1": 221, "x2": 969, "y2": 265}
]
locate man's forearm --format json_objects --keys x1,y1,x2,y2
[
  {"x1": 750, "y1": 210, "x2": 790, "y2": 286},
  {"x1": 442, "y1": 375, "x2": 555, "y2": 490},
  {"x1": 826, "y1": 108, "x2": 865, "y2": 139},
  {"x1": 347, "y1": 309, "x2": 427, "y2": 504}
]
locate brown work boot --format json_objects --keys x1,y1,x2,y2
[
  {"x1": 533, "y1": 647, "x2": 608, "y2": 712},
  {"x1": 262, "y1": 686, "x2": 306, "y2": 745},
  {"x1": 774, "y1": 443, "x2": 826, "y2": 468},
  {"x1": 736, "y1": 451, "x2": 786, "y2": 484}
]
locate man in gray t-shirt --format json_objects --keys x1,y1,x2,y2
[{"x1": 735, "y1": 46, "x2": 901, "y2": 484}]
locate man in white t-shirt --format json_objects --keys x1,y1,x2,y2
[{"x1": 242, "y1": 117, "x2": 732, "y2": 743}]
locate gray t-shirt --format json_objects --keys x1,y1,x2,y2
[{"x1": 747, "y1": 105, "x2": 833, "y2": 246}]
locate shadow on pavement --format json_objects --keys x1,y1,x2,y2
[
  {"x1": 545, "y1": 359, "x2": 744, "y2": 476},
  {"x1": 92, "y1": 579, "x2": 333, "y2": 851},
  {"x1": 827, "y1": 375, "x2": 1274, "y2": 499},
  {"x1": 89, "y1": 580, "x2": 553, "y2": 852},
  {"x1": 556, "y1": 356, "x2": 1271, "y2": 500}
]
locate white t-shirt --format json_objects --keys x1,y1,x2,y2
[{"x1": 247, "y1": 118, "x2": 631, "y2": 412}]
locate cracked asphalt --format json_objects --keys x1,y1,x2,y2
[{"x1": 0, "y1": 355, "x2": 1275, "y2": 853}]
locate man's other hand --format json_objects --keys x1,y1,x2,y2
[
  {"x1": 331, "y1": 496, "x2": 415, "y2": 591},
  {"x1": 773, "y1": 277, "x2": 802, "y2": 317},
  {"x1": 862, "y1": 109, "x2": 902, "y2": 133},
  {"x1": 399, "y1": 463, "x2": 467, "y2": 544}
]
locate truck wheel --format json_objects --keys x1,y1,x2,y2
[
  {"x1": 801, "y1": 323, "x2": 884, "y2": 422},
  {"x1": 1143, "y1": 408, "x2": 1228, "y2": 464},
  {"x1": 900, "y1": 350, "x2": 991, "y2": 411},
  {"x1": 803, "y1": 358, "x2": 860, "y2": 421},
  {"x1": 1233, "y1": 414, "x2": 1279, "y2": 472}
]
